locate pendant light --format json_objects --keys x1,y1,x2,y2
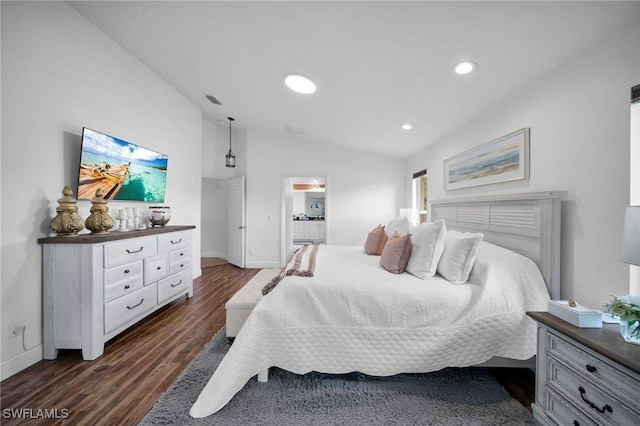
[{"x1": 225, "y1": 116, "x2": 236, "y2": 168}]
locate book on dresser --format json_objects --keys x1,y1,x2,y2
[
  {"x1": 39, "y1": 225, "x2": 195, "y2": 361},
  {"x1": 527, "y1": 311, "x2": 640, "y2": 426}
]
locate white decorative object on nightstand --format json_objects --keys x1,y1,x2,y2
[
  {"x1": 547, "y1": 300, "x2": 603, "y2": 328},
  {"x1": 528, "y1": 312, "x2": 640, "y2": 426},
  {"x1": 40, "y1": 226, "x2": 194, "y2": 360}
]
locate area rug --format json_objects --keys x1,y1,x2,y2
[{"x1": 140, "y1": 328, "x2": 535, "y2": 425}]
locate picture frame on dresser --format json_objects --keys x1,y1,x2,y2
[{"x1": 39, "y1": 225, "x2": 195, "y2": 361}]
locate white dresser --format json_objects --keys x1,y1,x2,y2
[
  {"x1": 40, "y1": 226, "x2": 195, "y2": 360},
  {"x1": 528, "y1": 312, "x2": 640, "y2": 426}
]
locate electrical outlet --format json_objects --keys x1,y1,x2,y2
[{"x1": 9, "y1": 323, "x2": 25, "y2": 339}]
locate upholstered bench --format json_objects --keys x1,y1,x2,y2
[{"x1": 225, "y1": 269, "x2": 280, "y2": 339}]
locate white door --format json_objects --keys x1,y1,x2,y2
[{"x1": 228, "y1": 176, "x2": 245, "y2": 267}]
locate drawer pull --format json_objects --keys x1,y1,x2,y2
[
  {"x1": 126, "y1": 247, "x2": 144, "y2": 254},
  {"x1": 157, "y1": 266, "x2": 162, "y2": 270},
  {"x1": 573, "y1": 421, "x2": 580, "y2": 426},
  {"x1": 170, "y1": 280, "x2": 183, "y2": 288},
  {"x1": 585, "y1": 364, "x2": 597, "y2": 373},
  {"x1": 578, "y1": 386, "x2": 612, "y2": 414},
  {"x1": 126, "y1": 299, "x2": 144, "y2": 310},
  {"x1": 180, "y1": 252, "x2": 184, "y2": 256},
  {"x1": 124, "y1": 285, "x2": 130, "y2": 290},
  {"x1": 171, "y1": 239, "x2": 182, "y2": 244},
  {"x1": 124, "y1": 269, "x2": 130, "y2": 274},
  {"x1": 180, "y1": 264, "x2": 184, "y2": 268}
]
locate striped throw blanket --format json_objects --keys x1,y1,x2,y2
[{"x1": 262, "y1": 244, "x2": 319, "y2": 295}]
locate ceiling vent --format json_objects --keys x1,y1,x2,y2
[
  {"x1": 205, "y1": 94, "x2": 222, "y2": 105},
  {"x1": 284, "y1": 125, "x2": 305, "y2": 135}
]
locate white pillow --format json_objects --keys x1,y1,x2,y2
[
  {"x1": 385, "y1": 217, "x2": 410, "y2": 238},
  {"x1": 406, "y1": 220, "x2": 446, "y2": 279},
  {"x1": 437, "y1": 230, "x2": 484, "y2": 284}
]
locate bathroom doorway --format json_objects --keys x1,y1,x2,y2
[{"x1": 281, "y1": 175, "x2": 327, "y2": 266}]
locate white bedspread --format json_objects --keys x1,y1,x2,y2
[{"x1": 190, "y1": 242, "x2": 550, "y2": 418}]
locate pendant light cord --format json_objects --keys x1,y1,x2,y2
[{"x1": 228, "y1": 117, "x2": 235, "y2": 150}]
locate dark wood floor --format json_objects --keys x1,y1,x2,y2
[
  {"x1": 1, "y1": 262, "x2": 534, "y2": 425},
  {"x1": 0, "y1": 262, "x2": 259, "y2": 425}
]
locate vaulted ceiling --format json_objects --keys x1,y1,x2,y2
[{"x1": 69, "y1": 1, "x2": 640, "y2": 158}]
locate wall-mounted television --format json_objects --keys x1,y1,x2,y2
[{"x1": 77, "y1": 127, "x2": 168, "y2": 202}]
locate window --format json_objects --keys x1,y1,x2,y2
[{"x1": 412, "y1": 169, "x2": 428, "y2": 224}]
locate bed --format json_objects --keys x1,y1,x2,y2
[{"x1": 190, "y1": 191, "x2": 566, "y2": 418}]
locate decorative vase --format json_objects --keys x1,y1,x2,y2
[
  {"x1": 149, "y1": 206, "x2": 171, "y2": 227},
  {"x1": 49, "y1": 185, "x2": 85, "y2": 237},
  {"x1": 84, "y1": 189, "x2": 114, "y2": 234},
  {"x1": 619, "y1": 321, "x2": 640, "y2": 346}
]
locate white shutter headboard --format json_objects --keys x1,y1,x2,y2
[{"x1": 431, "y1": 191, "x2": 566, "y2": 300}]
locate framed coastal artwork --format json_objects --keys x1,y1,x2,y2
[{"x1": 443, "y1": 128, "x2": 530, "y2": 190}]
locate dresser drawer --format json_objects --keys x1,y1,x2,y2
[
  {"x1": 545, "y1": 387, "x2": 598, "y2": 426},
  {"x1": 104, "y1": 277, "x2": 143, "y2": 303},
  {"x1": 169, "y1": 250, "x2": 190, "y2": 275},
  {"x1": 144, "y1": 254, "x2": 168, "y2": 285},
  {"x1": 169, "y1": 247, "x2": 190, "y2": 264},
  {"x1": 158, "y1": 231, "x2": 191, "y2": 254},
  {"x1": 548, "y1": 356, "x2": 638, "y2": 425},
  {"x1": 158, "y1": 269, "x2": 191, "y2": 304},
  {"x1": 104, "y1": 236, "x2": 157, "y2": 267},
  {"x1": 104, "y1": 260, "x2": 143, "y2": 286},
  {"x1": 548, "y1": 332, "x2": 640, "y2": 409},
  {"x1": 104, "y1": 284, "x2": 157, "y2": 333}
]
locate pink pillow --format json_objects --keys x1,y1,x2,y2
[
  {"x1": 364, "y1": 224, "x2": 388, "y2": 255},
  {"x1": 380, "y1": 232, "x2": 413, "y2": 274}
]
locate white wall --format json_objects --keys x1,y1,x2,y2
[
  {"x1": 1, "y1": 2, "x2": 202, "y2": 379},
  {"x1": 201, "y1": 177, "x2": 228, "y2": 258},
  {"x1": 631, "y1": 96, "x2": 640, "y2": 293},
  {"x1": 407, "y1": 22, "x2": 640, "y2": 310},
  {"x1": 293, "y1": 192, "x2": 306, "y2": 215},
  {"x1": 201, "y1": 118, "x2": 231, "y2": 258},
  {"x1": 245, "y1": 129, "x2": 406, "y2": 268}
]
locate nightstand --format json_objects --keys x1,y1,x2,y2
[{"x1": 527, "y1": 312, "x2": 640, "y2": 426}]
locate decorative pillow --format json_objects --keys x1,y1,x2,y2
[
  {"x1": 437, "y1": 230, "x2": 484, "y2": 284},
  {"x1": 364, "y1": 224, "x2": 388, "y2": 255},
  {"x1": 406, "y1": 220, "x2": 446, "y2": 279},
  {"x1": 385, "y1": 217, "x2": 410, "y2": 238},
  {"x1": 380, "y1": 231, "x2": 413, "y2": 274}
]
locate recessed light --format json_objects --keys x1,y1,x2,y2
[
  {"x1": 453, "y1": 61, "x2": 477, "y2": 75},
  {"x1": 401, "y1": 124, "x2": 412, "y2": 130},
  {"x1": 285, "y1": 74, "x2": 317, "y2": 94}
]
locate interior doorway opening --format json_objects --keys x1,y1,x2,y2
[{"x1": 281, "y1": 175, "x2": 327, "y2": 266}]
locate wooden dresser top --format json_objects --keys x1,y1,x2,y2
[
  {"x1": 528, "y1": 311, "x2": 640, "y2": 375},
  {"x1": 38, "y1": 225, "x2": 195, "y2": 245}
]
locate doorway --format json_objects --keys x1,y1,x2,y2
[{"x1": 281, "y1": 175, "x2": 327, "y2": 266}]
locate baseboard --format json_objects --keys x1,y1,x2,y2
[{"x1": 1, "y1": 345, "x2": 43, "y2": 381}]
